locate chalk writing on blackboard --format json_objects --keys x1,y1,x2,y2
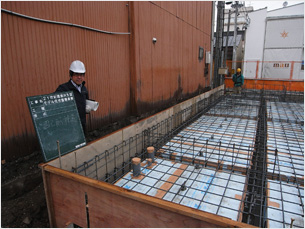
[{"x1": 27, "y1": 91, "x2": 86, "y2": 162}]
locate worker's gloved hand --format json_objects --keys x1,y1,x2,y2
[{"x1": 86, "y1": 99, "x2": 99, "y2": 113}]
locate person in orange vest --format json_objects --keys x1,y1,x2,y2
[{"x1": 232, "y1": 68, "x2": 244, "y2": 94}]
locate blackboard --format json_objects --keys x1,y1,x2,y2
[{"x1": 26, "y1": 91, "x2": 86, "y2": 162}]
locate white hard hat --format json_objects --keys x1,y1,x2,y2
[{"x1": 69, "y1": 60, "x2": 86, "y2": 73}]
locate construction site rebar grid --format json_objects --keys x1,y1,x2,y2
[{"x1": 74, "y1": 89, "x2": 304, "y2": 228}]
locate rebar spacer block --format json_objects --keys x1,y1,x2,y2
[
  {"x1": 147, "y1": 146, "x2": 154, "y2": 153},
  {"x1": 132, "y1": 157, "x2": 141, "y2": 177},
  {"x1": 132, "y1": 157, "x2": 141, "y2": 165},
  {"x1": 147, "y1": 146, "x2": 155, "y2": 162}
]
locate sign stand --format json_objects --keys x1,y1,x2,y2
[{"x1": 57, "y1": 140, "x2": 62, "y2": 169}]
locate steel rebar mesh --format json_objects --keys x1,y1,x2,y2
[{"x1": 73, "y1": 88, "x2": 304, "y2": 227}]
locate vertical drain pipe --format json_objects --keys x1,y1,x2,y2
[{"x1": 210, "y1": 1, "x2": 215, "y2": 88}]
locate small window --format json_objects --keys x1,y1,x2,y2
[{"x1": 198, "y1": 46, "x2": 204, "y2": 61}]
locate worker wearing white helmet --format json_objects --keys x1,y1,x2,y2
[
  {"x1": 232, "y1": 68, "x2": 244, "y2": 94},
  {"x1": 55, "y1": 60, "x2": 89, "y2": 133}
]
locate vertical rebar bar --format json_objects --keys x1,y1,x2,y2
[
  {"x1": 205, "y1": 139, "x2": 208, "y2": 167},
  {"x1": 193, "y1": 138, "x2": 195, "y2": 164},
  {"x1": 95, "y1": 155, "x2": 99, "y2": 180},
  {"x1": 272, "y1": 148, "x2": 278, "y2": 179},
  {"x1": 218, "y1": 141, "x2": 221, "y2": 162},
  {"x1": 232, "y1": 143, "x2": 235, "y2": 169},
  {"x1": 105, "y1": 150, "x2": 109, "y2": 182}
]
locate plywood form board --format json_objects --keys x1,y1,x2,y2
[
  {"x1": 115, "y1": 158, "x2": 248, "y2": 223},
  {"x1": 266, "y1": 179, "x2": 304, "y2": 228},
  {"x1": 44, "y1": 170, "x2": 88, "y2": 227},
  {"x1": 41, "y1": 164, "x2": 254, "y2": 228}
]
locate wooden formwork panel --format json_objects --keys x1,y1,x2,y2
[
  {"x1": 41, "y1": 164, "x2": 254, "y2": 228},
  {"x1": 40, "y1": 86, "x2": 231, "y2": 227}
]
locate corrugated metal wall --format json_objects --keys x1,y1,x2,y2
[
  {"x1": 1, "y1": 1, "x2": 212, "y2": 161},
  {"x1": 131, "y1": 1, "x2": 212, "y2": 113},
  {"x1": 1, "y1": 1, "x2": 131, "y2": 160}
]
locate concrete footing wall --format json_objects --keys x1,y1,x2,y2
[{"x1": 47, "y1": 85, "x2": 224, "y2": 172}]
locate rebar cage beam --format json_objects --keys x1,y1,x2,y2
[{"x1": 74, "y1": 88, "x2": 304, "y2": 228}]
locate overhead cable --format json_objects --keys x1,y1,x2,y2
[{"x1": 1, "y1": 8, "x2": 130, "y2": 35}]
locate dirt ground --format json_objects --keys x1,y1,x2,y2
[
  {"x1": 1, "y1": 151, "x2": 49, "y2": 228},
  {"x1": 1, "y1": 114, "x2": 149, "y2": 228}
]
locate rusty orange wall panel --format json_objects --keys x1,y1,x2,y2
[
  {"x1": 196, "y1": 1, "x2": 213, "y2": 36},
  {"x1": 181, "y1": 22, "x2": 193, "y2": 93},
  {"x1": 177, "y1": 1, "x2": 196, "y2": 26},
  {"x1": 1, "y1": 1, "x2": 130, "y2": 161},
  {"x1": 225, "y1": 78, "x2": 304, "y2": 92},
  {"x1": 160, "y1": 1, "x2": 177, "y2": 15},
  {"x1": 132, "y1": 1, "x2": 212, "y2": 114},
  {"x1": 134, "y1": 2, "x2": 153, "y2": 105}
]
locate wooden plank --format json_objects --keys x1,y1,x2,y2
[
  {"x1": 88, "y1": 181, "x2": 218, "y2": 228},
  {"x1": 40, "y1": 164, "x2": 56, "y2": 227},
  {"x1": 48, "y1": 171, "x2": 88, "y2": 227},
  {"x1": 41, "y1": 164, "x2": 256, "y2": 228}
]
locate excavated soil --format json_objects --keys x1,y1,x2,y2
[{"x1": 1, "y1": 151, "x2": 49, "y2": 228}]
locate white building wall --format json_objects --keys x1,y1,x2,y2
[
  {"x1": 267, "y1": 3, "x2": 304, "y2": 17},
  {"x1": 243, "y1": 3, "x2": 304, "y2": 79},
  {"x1": 243, "y1": 8, "x2": 267, "y2": 78},
  {"x1": 264, "y1": 17, "x2": 304, "y2": 48},
  {"x1": 262, "y1": 16, "x2": 304, "y2": 79}
]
